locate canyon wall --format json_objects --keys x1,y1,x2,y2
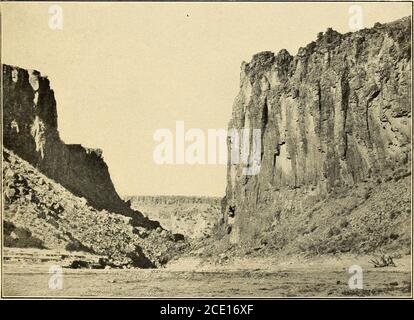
[
  {"x1": 2, "y1": 65, "x2": 186, "y2": 266},
  {"x1": 224, "y1": 17, "x2": 412, "y2": 245},
  {"x1": 2, "y1": 65, "x2": 155, "y2": 226}
]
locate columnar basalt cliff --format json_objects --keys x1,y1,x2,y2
[
  {"x1": 224, "y1": 17, "x2": 412, "y2": 248},
  {"x1": 3, "y1": 65, "x2": 145, "y2": 219}
]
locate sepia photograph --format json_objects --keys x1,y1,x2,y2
[{"x1": 0, "y1": 0, "x2": 412, "y2": 303}]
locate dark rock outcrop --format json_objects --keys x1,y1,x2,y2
[
  {"x1": 223, "y1": 17, "x2": 411, "y2": 245},
  {"x1": 2, "y1": 65, "x2": 158, "y2": 227}
]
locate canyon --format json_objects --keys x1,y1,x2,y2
[
  {"x1": 1, "y1": 16, "x2": 412, "y2": 273},
  {"x1": 1, "y1": 15, "x2": 412, "y2": 298}
]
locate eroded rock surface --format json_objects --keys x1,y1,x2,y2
[
  {"x1": 3, "y1": 65, "x2": 134, "y2": 216},
  {"x1": 3, "y1": 148, "x2": 186, "y2": 267},
  {"x1": 224, "y1": 17, "x2": 411, "y2": 248},
  {"x1": 3, "y1": 65, "x2": 185, "y2": 267}
]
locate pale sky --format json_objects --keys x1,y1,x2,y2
[{"x1": 1, "y1": 2, "x2": 411, "y2": 196}]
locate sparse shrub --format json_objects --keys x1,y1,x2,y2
[{"x1": 369, "y1": 255, "x2": 396, "y2": 268}]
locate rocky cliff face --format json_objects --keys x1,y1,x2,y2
[
  {"x1": 2, "y1": 65, "x2": 186, "y2": 266},
  {"x1": 224, "y1": 17, "x2": 411, "y2": 247},
  {"x1": 3, "y1": 65, "x2": 143, "y2": 218}
]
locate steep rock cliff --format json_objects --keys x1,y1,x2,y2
[
  {"x1": 2, "y1": 65, "x2": 186, "y2": 266},
  {"x1": 2, "y1": 65, "x2": 154, "y2": 226},
  {"x1": 224, "y1": 17, "x2": 411, "y2": 247}
]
